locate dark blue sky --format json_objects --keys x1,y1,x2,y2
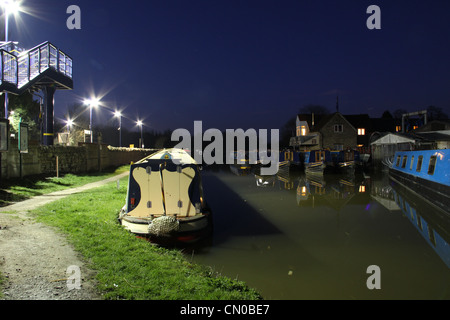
[{"x1": 9, "y1": 0, "x2": 450, "y2": 132}]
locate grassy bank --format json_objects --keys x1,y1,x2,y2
[
  {"x1": 31, "y1": 175, "x2": 262, "y2": 300},
  {"x1": 0, "y1": 166, "x2": 129, "y2": 207}
]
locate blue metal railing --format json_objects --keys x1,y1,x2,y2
[{"x1": 0, "y1": 41, "x2": 72, "y2": 89}]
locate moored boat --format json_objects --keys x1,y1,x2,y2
[
  {"x1": 330, "y1": 149, "x2": 361, "y2": 174},
  {"x1": 118, "y1": 148, "x2": 212, "y2": 243},
  {"x1": 301, "y1": 150, "x2": 331, "y2": 175},
  {"x1": 388, "y1": 149, "x2": 450, "y2": 216}
]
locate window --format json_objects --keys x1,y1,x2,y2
[
  {"x1": 301, "y1": 126, "x2": 306, "y2": 136},
  {"x1": 296, "y1": 126, "x2": 300, "y2": 137},
  {"x1": 396, "y1": 155, "x2": 401, "y2": 167},
  {"x1": 334, "y1": 124, "x2": 343, "y2": 133},
  {"x1": 417, "y1": 215, "x2": 423, "y2": 231},
  {"x1": 396, "y1": 126, "x2": 402, "y2": 132},
  {"x1": 358, "y1": 128, "x2": 365, "y2": 135},
  {"x1": 416, "y1": 155, "x2": 423, "y2": 172},
  {"x1": 401, "y1": 155, "x2": 407, "y2": 168},
  {"x1": 428, "y1": 156, "x2": 437, "y2": 175},
  {"x1": 409, "y1": 156, "x2": 414, "y2": 170},
  {"x1": 334, "y1": 144, "x2": 344, "y2": 151},
  {"x1": 427, "y1": 226, "x2": 436, "y2": 247}
]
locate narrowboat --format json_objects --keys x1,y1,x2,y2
[
  {"x1": 330, "y1": 149, "x2": 360, "y2": 174},
  {"x1": 118, "y1": 148, "x2": 212, "y2": 243},
  {"x1": 388, "y1": 149, "x2": 450, "y2": 216},
  {"x1": 301, "y1": 150, "x2": 332, "y2": 174}
]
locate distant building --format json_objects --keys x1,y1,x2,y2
[
  {"x1": 414, "y1": 119, "x2": 450, "y2": 133},
  {"x1": 290, "y1": 112, "x2": 356, "y2": 151}
]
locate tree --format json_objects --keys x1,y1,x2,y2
[
  {"x1": 4, "y1": 92, "x2": 41, "y2": 140},
  {"x1": 381, "y1": 110, "x2": 393, "y2": 118},
  {"x1": 393, "y1": 109, "x2": 408, "y2": 119},
  {"x1": 426, "y1": 106, "x2": 448, "y2": 121}
]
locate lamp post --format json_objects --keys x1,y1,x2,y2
[
  {"x1": 84, "y1": 98, "x2": 99, "y2": 143},
  {"x1": 66, "y1": 118, "x2": 73, "y2": 132},
  {"x1": 114, "y1": 111, "x2": 122, "y2": 147},
  {"x1": 1, "y1": 0, "x2": 20, "y2": 120},
  {"x1": 137, "y1": 120, "x2": 143, "y2": 148}
]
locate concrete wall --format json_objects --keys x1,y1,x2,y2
[{"x1": 0, "y1": 139, "x2": 157, "y2": 179}]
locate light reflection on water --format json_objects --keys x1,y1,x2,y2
[{"x1": 191, "y1": 165, "x2": 450, "y2": 300}]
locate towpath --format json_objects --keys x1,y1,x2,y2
[{"x1": 0, "y1": 171, "x2": 129, "y2": 300}]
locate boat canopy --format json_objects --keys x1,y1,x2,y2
[{"x1": 126, "y1": 149, "x2": 203, "y2": 219}]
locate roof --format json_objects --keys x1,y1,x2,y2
[{"x1": 370, "y1": 131, "x2": 450, "y2": 145}]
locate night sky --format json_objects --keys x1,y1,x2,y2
[{"x1": 8, "y1": 0, "x2": 450, "y2": 133}]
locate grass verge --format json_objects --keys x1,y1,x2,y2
[
  {"x1": 31, "y1": 175, "x2": 262, "y2": 300},
  {"x1": 0, "y1": 166, "x2": 129, "y2": 207}
]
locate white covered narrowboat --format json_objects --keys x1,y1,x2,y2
[{"x1": 118, "y1": 148, "x2": 212, "y2": 243}]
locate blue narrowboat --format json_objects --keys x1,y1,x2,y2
[
  {"x1": 118, "y1": 148, "x2": 212, "y2": 243},
  {"x1": 301, "y1": 150, "x2": 332, "y2": 174},
  {"x1": 388, "y1": 149, "x2": 450, "y2": 216},
  {"x1": 330, "y1": 149, "x2": 361, "y2": 173},
  {"x1": 279, "y1": 149, "x2": 302, "y2": 168}
]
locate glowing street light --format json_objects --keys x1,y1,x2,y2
[
  {"x1": 1, "y1": 0, "x2": 21, "y2": 43},
  {"x1": 84, "y1": 98, "x2": 100, "y2": 143},
  {"x1": 1, "y1": 0, "x2": 22, "y2": 120},
  {"x1": 136, "y1": 119, "x2": 143, "y2": 148},
  {"x1": 66, "y1": 118, "x2": 74, "y2": 132},
  {"x1": 114, "y1": 110, "x2": 122, "y2": 147}
]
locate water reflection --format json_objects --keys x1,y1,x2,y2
[
  {"x1": 192, "y1": 165, "x2": 450, "y2": 299},
  {"x1": 390, "y1": 181, "x2": 450, "y2": 268}
]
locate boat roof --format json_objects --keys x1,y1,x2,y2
[{"x1": 138, "y1": 148, "x2": 197, "y2": 165}]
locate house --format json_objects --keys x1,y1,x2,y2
[
  {"x1": 290, "y1": 112, "x2": 357, "y2": 151},
  {"x1": 289, "y1": 114, "x2": 321, "y2": 150}
]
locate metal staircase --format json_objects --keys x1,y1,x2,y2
[
  {"x1": 0, "y1": 41, "x2": 73, "y2": 93},
  {"x1": 0, "y1": 41, "x2": 73, "y2": 145}
]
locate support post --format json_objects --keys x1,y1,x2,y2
[{"x1": 42, "y1": 86, "x2": 56, "y2": 146}]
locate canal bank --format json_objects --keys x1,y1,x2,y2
[{"x1": 0, "y1": 171, "x2": 262, "y2": 300}]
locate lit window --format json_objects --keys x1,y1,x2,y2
[
  {"x1": 301, "y1": 126, "x2": 306, "y2": 136},
  {"x1": 396, "y1": 126, "x2": 401, "y2": 132},
  {"x1": 358, "y1": 128, "x2": 365, "y2": 135}
]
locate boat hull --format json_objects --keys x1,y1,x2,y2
[
  {"x1": 389, "y1": 168, "x2": 450, "y2": 216},
  {"x1": 120, "y1": 212, "x2": 212, "y2": 243}
]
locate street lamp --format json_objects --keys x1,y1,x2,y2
[
  {"x1": 136, "y1": 120, "x2": 143, "y2": 148},
  {"x1": 1, "y1": 0, "x2": 21, "y2": 120},
  {"x1": 114, "y1": 110, "x2": 122, "y2": 147},
  {"x1": 84, "y1": 98, "x2": 99, "y2": 143},
  {"x1": 66, "y1": 118, "x2": 74, "y2": 132}
]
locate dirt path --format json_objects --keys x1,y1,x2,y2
[{"x1": 0, "y1": 172, "x2": 128, "y2": 300}]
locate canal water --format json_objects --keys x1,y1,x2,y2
[{"x1": 191, "y1": 165, "x2": 450, "y2": 300}]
